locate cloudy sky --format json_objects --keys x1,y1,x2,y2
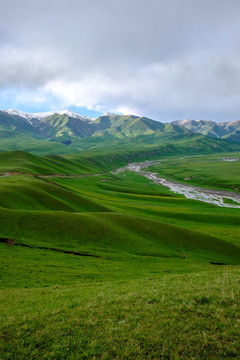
[{"x1": 0, "y1": 0, "x2": 240, "y2": 121}]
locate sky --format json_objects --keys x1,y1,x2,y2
[{"x1": 0, "y1": 0, "x2": 240, "y2": 122}]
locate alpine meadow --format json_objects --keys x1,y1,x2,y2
[{"x1": 1, "y1": 1, "x2": 240, "y2": 359}]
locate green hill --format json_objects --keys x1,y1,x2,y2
[
  {"x1": 1, "y1": 148, "x2": 240, "y2": 359},
  {"x1": 38, "y1": 113, "x2": 95, "y2": 139},
  {"x1": 0, "y1": 111, "x2": 38, "y2": 135},
  {"x1": 173, "y1": 119, "x2": 240, "y2": 141},
  {"x1": 1, "y1": 113, "x2": 240, "y2": 359},
  {"x1": 92, "y1": 114, "x2": 166, "y2": 136},
  {"x1": 1, "y1": 132, "x2": 239, "y2": 178},
  {"x1": 0, "y1": 175, "x2": 110, "y2": 212},
  {"x1": 1, "y1": 208, "x2": 240, "y2": 265},
  {"x1": 0, "y1": 150, "x2": 240, "y2": 269}
]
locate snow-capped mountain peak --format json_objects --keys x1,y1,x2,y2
[
  {"x1": 181, "y1": 118, "x2": 191, "y2": 124},
  {"x1": 101, "y1": 112, "x2": 116, "y2": 117},
  {"x1": 3, "y1": 109, "x2": 34, "y2": 124},
  {"x1": 3, "y1": 109, "x2": 95, "y2": 122},
  {"x1": 31, "y1": 110, "x2": 94, "y2": 122}
]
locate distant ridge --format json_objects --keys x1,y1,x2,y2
[
  {"x1": 0, "y1": 110, "x2": 189, "y2": 140},
  {"x1": 1, "y1": 109, "x2": 240, "y2": 154},
  {"x1": 173, "y1": 119, "x2": 240, "y2": 141}
]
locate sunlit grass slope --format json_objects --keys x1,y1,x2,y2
[
  {"x1": 0, "y1": 149, "x2": 240, "y2": 359},
  {"x1": 0, "y1": 175, "x2": 109, "y2": 212},
  {"x1": 0, "y1": 132, "x2": 77, "y2": 155},
  {"x1": 1, "y1": 208, "x2": 240, "y2": 264},
  {"x1": 1, "y1": 139, "x2": 240, "y2": 176},
  {"x1": 0, "y1": 150, "x2": 105, "y2": 175},
  {"x1": 52, "y1": 170, "x2": 240, "y2": 245},
  {"x1": 0, "y1": 163, "x2": 240, "y2": 293}
]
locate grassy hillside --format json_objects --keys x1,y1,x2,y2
[
  {"x1": 0, "y1": 132, "x2": 77, "y2": 155},
  {"x1": 173, "y1": 119, "x2": 240, "y2": 141},
  {"x1": 0, "y1": 176, "x2": 110, "y2": 212},
  {"x1": 1, "y1": 130, "x2": 240, "y2": 176},
  {"x1": 0, "y1": 151, "x2": 107, "y2": 175},
  {"x1": 1, "y1": 270, "x2": 240, "y2": 359},
  {"x1": 0, "y1": 149, "x2": 240, "y2": 359},
  {"x1": 92, "y1": 114, "x2": 167, "y2": 136},
  {"x1": 38, "y1": 114, "x2": 94, "y2": 139},
  {"x1": 1, "y1": 207, "x2": 240, "y2": 262},
  {"x1": 0, "y1": 111, "x2": 38, "y2": 135},
  {"x1": 0, "y1": 152, "x2": 240, "y2": 289}
]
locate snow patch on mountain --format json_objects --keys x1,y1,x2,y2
[
  {"x1": 101, "y1": 112, "x2": 116, "y2": 117},
  {"x1": 32, "y1": 110, "x2": 94, "y2": 122},
  {"x1": 3, "y1": 109, "x2": 34, "y2": 124},
  {"x1": 3, "y1": 109, "x2": 95, "y2": 122}
]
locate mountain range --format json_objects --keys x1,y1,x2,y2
[
  {"x1": 4, "y1": 109, "x2": 93, "y2": 123},
  {"x1": 0, "y1": 109, "x2": 240, "y2": 154},
  {"x1": 0, "y1": 109, "x2": 191, "y2": 142},
  {"x1": 173, "y1": 119, "x2": 240, "y2": 141}
]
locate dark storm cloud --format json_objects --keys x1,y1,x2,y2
[{"x1": 1, "y1": 0, "x2": 240, "y2": 120}]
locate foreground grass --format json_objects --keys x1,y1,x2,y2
[
  {"x1": 1, "y1": 269, "x2": 239, "y2": 359},
  {"x1": 0, "y1": 150, "x2": 239, "y2": 358}
]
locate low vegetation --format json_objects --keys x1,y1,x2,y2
[
  {"x1": 0, "y1": 150, "x2": 239, "y2": 359},
  {"x1": 1, "y1": 269, "x2": 239, "y2": 359}
]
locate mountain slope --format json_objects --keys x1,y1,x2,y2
[
  {"x1": 0, "y1": 111, "x2": 196, "y2": 141},
  {"x1": 37, "y1": 114, "x2": 95, "y2": 139},
  {"x1": 173, "y1": 119, "x2": 240, "y2": 141},
  {"x1": 1, "y1": 110, "x2": 240, "y2": 155},
  {"x1": 92, "y1": 114, "x2": 166, "y2": 136},
  {"x1": 0, "y1": 111, "x2": 39, "y2": 135},
  {"x1": 3, "y1": 109, "x2": 93, "y2": 122}
]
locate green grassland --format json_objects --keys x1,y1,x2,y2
[
  {"x1": 0, "y1": 150, "x2": 240, "y2": 359},
  {"x1": 0, "y1": 136, "x2": 239, "y2": 175},
  {"x1": 1, "y1": 270, "x2": 239, "y2": 359},
  {"x1": 0, "y1": 131, "x2": 78, "y2": 155},
  {"x1": 148, "y1": 152, "x2": 240, "y2": 192}
]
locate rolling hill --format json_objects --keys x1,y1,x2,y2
[{"x1": 1, "y1": 145, "x2": 240, "y2": 359}]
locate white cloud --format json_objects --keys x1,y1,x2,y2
[
  {"x1": 34, "y1": 96, "x2": 47, "y2": 103},
  {"x1": 1, "y1": 0, "x2": 240, "y2": 121},
  {"x1": 38, "y1": 52, "x2": 240, "y2": 121}
]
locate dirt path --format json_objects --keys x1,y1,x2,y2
[
  {"x1": 0, "y1": 238, "x2": 100, "y2": 257},
  {"x1": 0, "y1": 171, "x2": 105, "y2": 178}
]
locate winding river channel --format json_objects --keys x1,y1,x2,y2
[
  {"x1": 1, "y1": 158, "x2": 240, "y2": 209},
  {"x1": 116, "y1": 160, "x2": 240, "y2": 209}
]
